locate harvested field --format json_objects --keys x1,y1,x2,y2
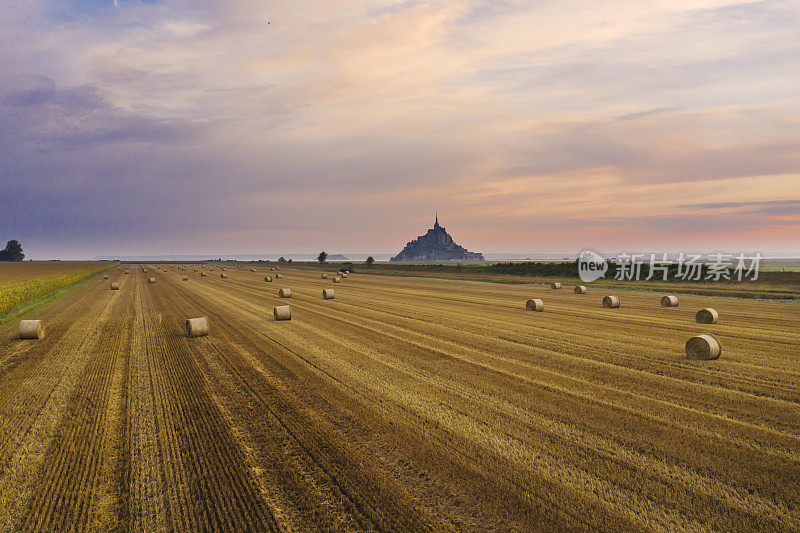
[{"x1": 0, "y1": 265, "x2": 798, "y2": 531}]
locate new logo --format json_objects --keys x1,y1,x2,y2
[{"x1": 578, "y1": 250, "x2": 608, "y2": 282}]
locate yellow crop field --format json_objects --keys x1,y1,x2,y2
[
  {"x1": 0, "y1": 262, "x2": 113, "y2": 315},
  {"x1": 0, "y1": 265, "x2": 798, "y2": 530}
]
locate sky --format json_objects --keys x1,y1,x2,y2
[{"x1": 1, "y1": 0, "x2": 799, "y2": 260}]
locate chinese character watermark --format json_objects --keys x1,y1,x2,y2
[{"x1": 578, "y1": 251, "x2": 761, "y2": 282}]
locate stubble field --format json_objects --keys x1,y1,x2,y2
[{"x1": 0, "y1": 264, "x2": 798, "y2": 531}]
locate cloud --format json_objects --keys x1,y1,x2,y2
[
  {"x1": 680, "y1": 199, "x2": 800, "y2": 216},
  {"x1": 1, "y1": 0, "x2": 799, "y2": 258},
  {"x1": 0, "y1": 76, "x2": 199, "y2": 149}
]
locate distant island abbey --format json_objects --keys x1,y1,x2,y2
[{"x1": 391, "y1": 216, "x2": 485, "y2": 262}]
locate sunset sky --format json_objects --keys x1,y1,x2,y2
[{"x1": 2, "y1": 1, "x2": 799, "y2": 259}]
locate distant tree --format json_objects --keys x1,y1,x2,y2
[
  {"x1": 288, "y1": 259, "x2": 293, "y2": 263},
  {"x1": 365, "y1": 256, "x2": 375, "y2": 265},
  {"x1": 317, "y1": 251, "x2": 328, "y2": 263},
  {"x1": 277, "y1": 256, "x2": 287, "y2": 263},
  {"x1": 0, "y1": 240, "x2": 25, "y2": 262}
]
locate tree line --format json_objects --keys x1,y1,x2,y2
[{"x1": 0, "y1": 240, "x2": 24, "y2": 261}]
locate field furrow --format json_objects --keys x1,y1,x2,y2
[
  {"x1": 136, "y1": 270, "x2": 278, "y2": 531},
  {"x1": 172, "y1": 269, "x2": 800, "y2": 530},
  {"x1": 0, "y1": 272, "x2": 123, "y2": 530},
  {"x1": 21, "y1": 277, "x2": 133, "y2": 530},
  {"x1": 1, "y1": 264, "x2": 797, "y2": 531}
]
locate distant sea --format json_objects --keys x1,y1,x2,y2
[
  {"x1": 92, "y1": 252, "x2": 800, "y2": 262},
  {"x1": 91, "y1": 253, "x2": 577, "y2": 262}
]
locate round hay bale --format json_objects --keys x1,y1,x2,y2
[
  {"x1": 274, "y1": 305, "x2": 291, "y2": 321},
  {"x1": 163, "y1": 269, "x2": 167, "y2": 272},
  {"x1": 200, "y1": 272, "x2": 207, "y2": 277},
  {"x1": 525, "y1": 298, "x2": 544, "y2": 311},
  {"x1": 685, "y1": 334, "x2": 721, "y2": 360},
  {"x1": 250, "y1": 268, "x2": 256, "y2": 272},
  {"x1": 551, "y1": 282, "x2": 562, "y2": 290},
  {"x1": 182, "y1": 275, "x2": 189, "y2": 281},
  {"x1": 696, "y1": 308, "x2": 719, "y2": 324},
  {"x1": 19, "y1": 320, "x2": 45, "y2": 339},
  {"x1": 221, "y1": 267, "x2": 226, "y2": 271},
  {"x1": 321, "y1": 273, "x2": 328, "y2": 279},
  {"x1": 275, "y1": 267, "x2": 280, "y2": 271},
  {"x1": 148, "y1": 277, "x2": 156, "y2": 283},
  {"x1": 333, "y1": 277, "x2": 341, "y2": 283},
  {"x1": 264, "y1": 276, "x2": 273, "y2": 282},
  {"x1": 102, "y1": 274, "x2": 109, "y2": 280},
  {"x1": 270, "y1": 267, "x2": 276, "y2": 271},
  {"x1": 124, "y1": 270, "x2": 130, "y2": 275},
  {"x1": 220, "y1": 273, "x2": 228, "y2": 278},
  {"x1": 323, "y1": 289, "x2": 335, "y2": 300},
  {"x1": 279, "y1": 288, "x2": 292, "y2": 298},
  {"x1": 186, "y1": 317, "x2": 209, "y2": 338},
  {"x1": 275, "y1": 273, "x2": 283, "y2": 279},
  {"x1": 574, "y1": 285, "x2": 587, "y2": 294},
  {"x1": 661, "y1": 295, "x2": 679, "y2": 307},
  {"x1": 345, "y1": 270, "x2": 350, "y2": 274},
  {"x1": 342, "y1": 273, "x2": 348, "y2": 278},
  {"x1": 110, "y1": 282, "x2": 120, "y2": 290},
  {"x1": 602, "y1": 295, "x2": 621, "y2": 308}
]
